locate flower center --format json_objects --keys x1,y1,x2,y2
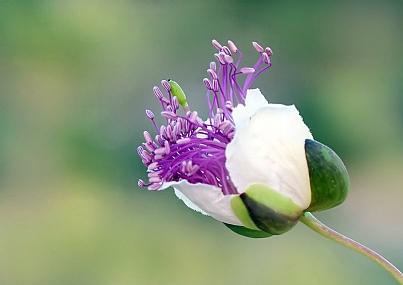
[{"x1": 138, "y1": 40, "x2": 273, "y2": 195}]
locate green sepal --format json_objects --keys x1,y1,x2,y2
[
  {"x1": 223, "y1": 223, "x2": 272, "y2": 238},
  {"x1": 305, "y1": 139, "x2": 349, "y2": 212},
  {"x1": 239, "y1": 184, "x2": 303, "y2": 235},
  {"x1": 230, "y1": 195, "x2": 260, "y2": 230}
]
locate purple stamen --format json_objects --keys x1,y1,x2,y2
[
  {"x1": 140, "y1": 152, "x2": 152, "y2": 164},
  {"x1": 203, "y1": 78, "x2": 212, "y2": 90},
  {"x1": 138, "y1": 40, "x2": 273, "y2": 196},
  {"x1": 218, "y1": 52, "x2": 226, "y2": 63},
  {"x1": 240, "y1": 67, "x2": 255, "y2": 74},
  {"x1": 161, "y1": 111, "x2": 177, "y2": 119},
  {"x1": 148, "y1": 171, "x2": 161, "y2": 178},
  {"x1": 222, "y1": 46, "x2": 231, "y2": 56},
  {"x1": 161, "y1": 80, "x2": 170, "y2": 92},
  {"x1": 212, "y1": 79, "x2": 219, "y2": 92},
  {"x1": 155, "y1": 135, "x2": 165, "y2": 146},
  {"x1": 153, "y1": 86, "x2": 164, "y2": 100},
  {"x1": 154, "y1": 147, "x2": 167, "y2": 155},
  {"x1": 142, "y1": 142, "x2": 155, "y2": 153},
  {"x1": 137, "y1": 146, "x2": 144, "y2": 156},
  {"x1": 164, "y1": 140, "x2": 170, "y2": 154},
  {"x1": 210, "y1": 61, "x2": 216, "y2": 71},
  {"x1": 143, "y1": 131, "x2": 153, "y2": 143},
  {"x1": 149, "y1": 176, "x2": 162, "y2": 183},
  {"x1": 212, "y1": 39, "x2": 223, "y2": 50},
  {"x1": 214, "y1": 53, "x2": 225, "y2": 65},
  {"x1": 171, "y1": 96, "x2": 180, "y2": 111},
  {"x1": 265, "y1": 47, "x2": 273, "y2": 56},
  {"x1": 252, "y1": 41, "x2": 264, "y2": 53},
  {"x1": 138, "y1": 179, "x2": 146, "y2": 187},
  {"x1": 228, "y1": 40, "x2": 238, "y2": 53},
  {"x1": 177, "y1": 138, "x2": 191, "y2": 144},
  {"x1": 148, "y1": 182, "x2": 162, "y2": 191},
  {"x1": 223, "y1": 54, "x2": 233, "y2": 64},
  {"x1": 145, "y1": 109, "x2": 155, "y2": 119},
  {"x1": 148, "y1": 162, "x2": 159, "y2": 171},
  {"x1": 262, "y1": 52, "x2": 270, "y2": 64}
]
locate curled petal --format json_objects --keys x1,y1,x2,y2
[
  {"x1": 161, "y1": 180, "x2": 242, "y2": 225},
  {"x1": 226, "y1": 89, "x2": 313, "y2": 209}
]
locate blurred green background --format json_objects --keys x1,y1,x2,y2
[{"x1": 2, "y1": 1, "x2": 403, "y2": 285}]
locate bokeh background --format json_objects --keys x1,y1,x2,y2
[{"x1": 2, "y1": 1, "x2": 403, "y2": 285}]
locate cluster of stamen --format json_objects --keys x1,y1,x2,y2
[{"x1": 138, "y1": 39, "x2": 273, "y2": 195}]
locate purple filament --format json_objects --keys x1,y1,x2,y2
[{"x1": 138, "y1": 39, "x2": 273, "y2": 196}]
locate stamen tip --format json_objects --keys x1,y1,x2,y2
[
  {"x1": 153, "y1": 86, "x2": 163, "y2": 99},
  {"x1": 262, "y1": 52, "x2": 270, "y2": 64},
  {"x1": 265, "y1": 47, "x2": 273, "y2": 56},
  {"x1": 138, "y1": 179, "x2": 146, "y2": 187},
  {"x1": 209, "y1": 61, "x2": 216, "y2": 71},
  {"x1": 145, "y1": 109, "x2": 155, "y2": 119},
  {"x1": 252, "y1": 41, "x2": 264, "y2": 53},
  {"x1": 228, "y1": 40, "x2": 238, "y2": 53},
  {"x1": 240, "y1": 67, "x2": 255, "y2": 74},
  {"x1": 212, "y1": 39, "x2": 223, "y2": 50},
  {"x1": 161, "y1": 80, "x2": 171, "y2": 92}
]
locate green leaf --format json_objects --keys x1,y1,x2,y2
[
  {"x1": 305, "y1": 139, "x2": 349, "y2": 212},
  {"x1": 223, "y1": 223, "x2": 272, "y2": 238}
]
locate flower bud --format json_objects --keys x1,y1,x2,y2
[
  {"x1": 226, "y1": 139, "x2": 349, "y2": 238},
  {"x1": 304, "y1": 139, "x2": 349, "y2": 212}
]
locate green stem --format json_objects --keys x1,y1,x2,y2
[{"x1": 300, "y1": 212, "x2": 403, "y2": 284}]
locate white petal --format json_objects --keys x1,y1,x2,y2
[
  {"x1": 226, "y1": 92, "x2": 313, "y2": 209},
  {"x1": 173, "y1": 188, "x2": 208, "y2": 215},
  {"x1": 161, "y1": 180, "x2": 242, "y2": 225},
  {"x1": 231, "y1": 88, "x2": 269, "y2": 130}
]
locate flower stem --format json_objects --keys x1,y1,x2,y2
[{"x1": 300, "y1": 212, "x2": 403, "y2": 284}]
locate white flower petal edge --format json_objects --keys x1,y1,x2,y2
[
  {"x1": 161, "y1": 180, "x2": 242, "y2": 225},
  {"x1": 226, "y1": 89, "x2": 313, "y2": 209},
  {"x1": 231, "y1": 88, "x2": 269, "y2": 131}
]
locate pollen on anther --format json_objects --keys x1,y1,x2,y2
[
  {"x1": 138, "y1": 179, "x2": 146, "y2": 187},
  {"x1": 252, "y1": 41, "x2": 264, "y2": 53},
  {"x1": 161, "y1": 80, "x2": 171, "y2": 92},
  {"x1": 147, "y1": 162, "x2": 159, "y2": 171},
  {"x1": 164, "y1": 140, "x2": 170, "y2": 154},
  {"x1": 207, "y1": 69, "x2": 218, "y2": 80},
  {"x1": 228, "y1": 40, "x2": 238, "y2": 53},
  {"x1": 262, "y1": 52, "x2": 270, "y2": 64},
  {"x1": 172, "y1": 96, "x2": 180, "y2": 111},
  {"x1": 223, "y1": 54, "x2": 233, "y2": 64},
  {"x1": 222, "y1": 46, "x2": 231, "y2": 56},
  {"x1": 210, "y1": 61, "x2": 216, "y2": 71},
  {"x1": 203, "y1": 78, "x2": 212, "y2": 90},
  {"x1": 212, "y1": 79, "x2": 219, "y2": 92},
  {"x1": 177, "y1": 138, "x2": 191, "y2": 144},
  {"x1": 145, "y1": 109, "x2": 155, "y2": 119},
  {"x1": 153, "y1": 86, "x2": 163, "y2": 99},
  {"x1": 265, "y1": 47, "x2": 273, "y2": 56},
  {"x1": 143, "y1": 131, "x2": 153, "y2": 143},
  {"x1": 214, "y1": 53, "x2": 225, "y2": 65},
  {"x1": 212, "y1": 39, "x2": 223, "y2": 51},
  {"x1": 137, "y1": 146, "x2": 144, "y2": 156},
  {"x1": 240, "y1": 67, "x2": 255, "y2": 74},
  {"x1": 161, "y1": 111, "x2": 177, "y2": 119}
]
